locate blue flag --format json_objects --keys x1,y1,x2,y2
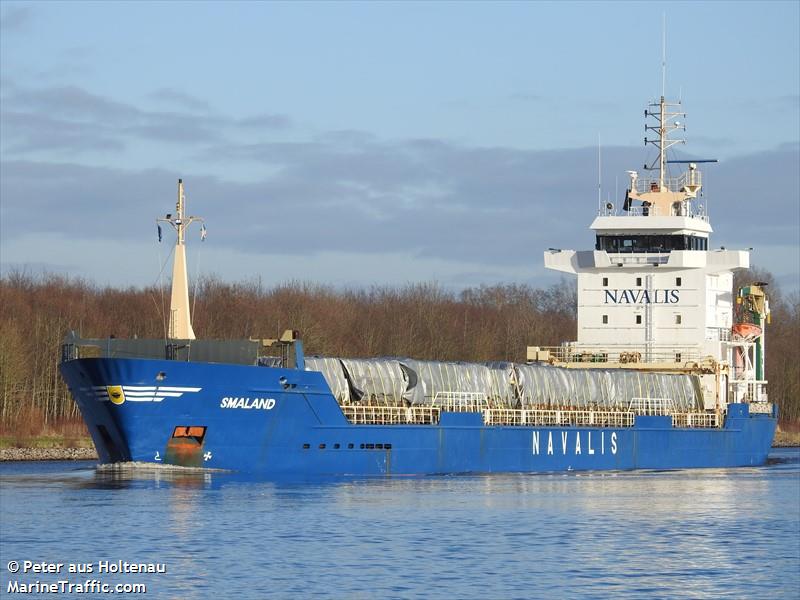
[{"x1": 157, "y1": 224, "x2": 162, "y2": 243}]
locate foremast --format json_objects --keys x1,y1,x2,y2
[{"x1": 157, "y1": 179, "x2": 204, "y2": 340}]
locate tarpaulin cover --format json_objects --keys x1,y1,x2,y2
[
  {"x1": 339, "y1": 358, "x2": 412, "y2": 406},
  {"x1": 306, "y1": 355, "x2": 702, "y2": 411},
  {"x1": 400, "y1": 359, "x2": 515, "y2": 407},
  {"x1": 515, "y1": 364, "x2": 700, "y2": 411},
  {"x1": 304, "y1": 357, "x2": 351, "y2": 404}
]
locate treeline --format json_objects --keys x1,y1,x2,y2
[
  {"x1": 0, "y1": 273, "x2": 576, "y2": 432},
  {"x1": 0, "y1": 269, "x2": 797, "y2": 435}
]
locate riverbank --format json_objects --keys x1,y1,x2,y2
[
  {"x1": 772, "y1": 429, "x2": 800, "y2": 447},
  {"x1": 0, "y1": 447, "x2": 98, "y2": 461},
  {"x1": 0, "y1": 435, "x2": 97, "y2": 461}
]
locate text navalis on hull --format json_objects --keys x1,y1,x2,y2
[{"x1": 59, "y1": 94, "x2": 777, "y2": 476}]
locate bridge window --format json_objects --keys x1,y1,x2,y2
[
  {"x1": 602, "y1": 277, "x2": 608, "y2": 287},
  {"x1": 676, "y1": 277, "x2": 682, "y2": 286},
  {"x1": 602, "y1": 315, "x2": 608, "y2": 324},
  {"x1": 635, "y1": 315, "x2": 642, "y2": 325},
  {"x1": 636, "y1": 277, "x2": 642, "y2": 286},
  {"x1": 596, "y1": 235, "x2": 708, "y2": 253},
  {"x1": 675, "y1": 314, "x2": 682, "y2": 324}
]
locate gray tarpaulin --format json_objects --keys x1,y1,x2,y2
[
  {"x1": 339, "y1": 358, "x2": 412, "y2": 406},
  {"x1": 305, "y1": 356, "x2": 702, "y2": 411},
  {"x1": 399, "y1": 359, "x2": 514, "y2": 407},
  {"x1": 515, "y1": 364, "x2": 700, "y2": 411},
  {"x1": 304, "y1": 357, "x2": 351, "y2": 404}
]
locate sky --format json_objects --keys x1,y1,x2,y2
[{"x1": 1, "y1": 1, "x2": 798, "y2": 294}]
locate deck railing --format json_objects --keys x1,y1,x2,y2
[
  {"x1": 628, "y1": 397, "x2": 675, "y2": 416},
  {"x1": 729, "y1": 379, "x2": 769, "y2": 404},
  {"x1": 432, "y1": 392, "x2": 489, "y2": 410},
  {"x1": 341, "y1": 405, "x2": 439, "y2": 425},
  {"x1": 747, "y1": 402, "x2": 773, "y2": 415},
  {"x1": 342, "y1": 406, "x2": 720, "y2": 429},
  {"x1": 536, "y1": 343, "x2": 703, "y2": 365},
  {"x1": 482, "y1": 409, "x2": 636, "y2": 428},
  {"x1": 671, "y1": 413, "x2": 720, "y2": 428}
]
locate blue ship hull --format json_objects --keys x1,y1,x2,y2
[{"x1": 60, "y1": 357, "x2": 777, "y2": 476}]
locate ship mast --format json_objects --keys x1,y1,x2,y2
[
  {"x1": 645, "y1": 95, "x2": 685, "y2": 191},
  {"x1": 157, "y1": 179, "x2": 204, "y2": 340},
  {"x1": 624, "y1": 95, "x2": 702, "y2": 217}
]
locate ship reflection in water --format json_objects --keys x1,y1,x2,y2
[{"x1": 1, "y1": 450, "x2": 798, "y2": 599}]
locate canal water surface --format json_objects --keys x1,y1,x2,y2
[{"x1": 1, "y1": 448, "x2": 798, "y2": 599}]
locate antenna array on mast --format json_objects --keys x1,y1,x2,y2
[{"x1": 644, "y1": 98, "x2": 686, "y2": 190}]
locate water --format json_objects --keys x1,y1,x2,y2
[{"x1": 1, "y1": 450, "x2": 798, "y2": 599}]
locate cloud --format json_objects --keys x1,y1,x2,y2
[
  {"x1": 0, "y1": 5, "x2": 32, "y2": 33},
  {"x1": 1, "y1": 110, "x2": 125, "y2": 153},
  {"x1": 1, "y1": 83, "x2": 797, "y2": 291},
  {"x1": 711, "y1": 143, "x2": 800, "y2": 244},
  {"x1": 3, "y1": 140, "x2": 797, "y2": 278},
  {"x1": 1, "y1": 83, "x2": 292, "y2": 155},
  {"x1": 688, "y1": 135, "x2": 737, "y2": 148},
  {"x1": 10, "y1": 85, "x2": 139, "y2": 121},
  {"x1": 148, "y1": 88, "x2": 211, "y2": 112},
  {"x1": 236, "y1": 114, "x2": 292, "y2": 130}
]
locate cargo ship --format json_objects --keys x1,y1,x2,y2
[{"x1": 59, "y1": 92, "x2": 777, "y2": 475}]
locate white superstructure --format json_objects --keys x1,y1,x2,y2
[{"x1": 539, "y1": 95, "x2": 768, "y2": 412}]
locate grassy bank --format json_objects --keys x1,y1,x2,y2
[
  {"x1": 773, "y1": 429, "x2": 800, "y2": 448},
  {"x1": 0, "y1": 434, "x2": 94, "y2": 449},
  {"x1": 0, "y1": 432, "x2": 96, "y2": 461}
]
